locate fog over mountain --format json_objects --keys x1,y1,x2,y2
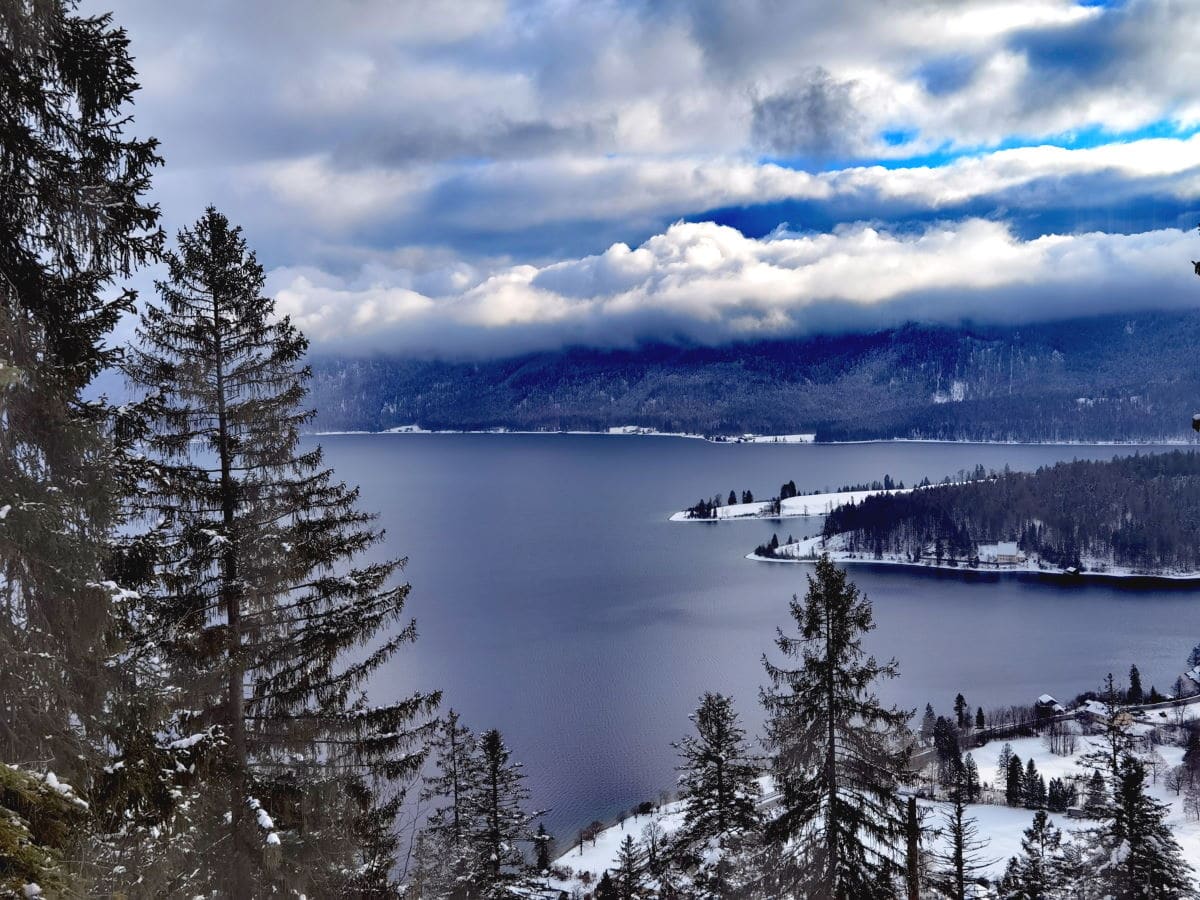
[{"x1": 308, "y1": 308, "x2": 1200, "y2": 442}]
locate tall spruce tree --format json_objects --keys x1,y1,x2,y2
[
  {"x1": 1095, "y1": 754, "x2": 1194, "y2": 899},
  {"x1": 126, "y1": 208, "x2": 438, "y2": 894},
  {"x1": 998, "y1": 810, "x2": 1064, "y2": 899},
  {"x1": 675, "y1": 692, "x2": 761, "y2": 845},
  {"x1": 0, "y1": 3, "x2": 168, "y2": 893},
  {"x1": 931, "y1": 765, "x2": 992, "y2": 900},
  {"x1": 1128, "y1": 664, "x2": 1144, "y2": 705},
  {"x1": 413, "y1": 710, "x2": 480, "y2": 896},
  {"x1": 760, "y1": 554, "x2": 911, "y2": 898},
  {"x1": 614, "y1": 833, "x2": 647, "y2": 900},
  {"x1": 673, "y1": 692, "x2": 761, "y2": 897},
  {"x1": 467, "y1": 728, "x2": 542, "y2": 898},
  {"x1": 0, "y1": 0, "x2": 160, "y2": 776}
]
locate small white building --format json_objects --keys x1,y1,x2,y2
[{"x1": 978, "y1": 541, "x2": 1025, "y2": 566}]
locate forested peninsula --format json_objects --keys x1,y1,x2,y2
[{"x1": 755, "y1": 452, "x2": 1200, "y2": 578}]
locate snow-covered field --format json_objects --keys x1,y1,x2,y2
[
  {"x1": 751, "y1": 535, "x2": 1200, "y2": 582},
  {"x1": 548, "y1": 733, "x2": 1200, "y2": 891},
  {"x1": 670, "y1": 487, "x2": 912, "y2": 522}
]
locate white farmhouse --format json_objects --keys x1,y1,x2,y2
[{"x1": 978, "y1": 541, "x2": 1025, "y2": 566}]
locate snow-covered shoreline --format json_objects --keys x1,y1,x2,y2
[
  {"x1": 310, "y1": 424, "x2": 814, "y2": 443},
  {"x1": 307, "y1": 426, "x2": 1193, "y2": 448},
  {"x1": 669, "y1": 487, "x2": 912, "y2": 522},
  {"x1": 750, "y1": 536, "x2": 1200, "y2": 583}
]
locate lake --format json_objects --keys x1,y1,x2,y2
[{"x1": 311, "y1": 433, "x2": 1200, "y2": 843}]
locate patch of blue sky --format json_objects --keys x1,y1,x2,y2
[{"x1": 763, "y1": 119, "x2": 1200, "y2": 174}]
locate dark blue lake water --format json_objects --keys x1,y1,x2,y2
[{"x1": 310, "y1": 434, "x2": 1200, "y2": 842}]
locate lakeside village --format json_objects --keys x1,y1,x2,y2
[{"x1": 546, "y1": 648, "x2": 1200, "y2": 898}]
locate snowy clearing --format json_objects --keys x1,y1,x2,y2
[
  {"x1": 548, "y1": 733, "x2": 1200, "y2": 892},
  {"x1": 670, "y1": 487, "x2": 913, "y2": 522}
]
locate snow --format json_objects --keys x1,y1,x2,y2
[
  {"x1": 39, "y1": 771, "x2": 88, "y2": 809},
  {"x1": 167, "y1": 732, "x2": 208, "y2": 750},
  {"x1": 671, "y1": 487, "x2": 913, "y2": 522},
  {"x1": 23, "y1": 884, "x2": 42, "y2": 898},
  {"x1": 549, "y1": 799, "x2": 688, "y2": 892},
  {"x1": 752, "y1": 534, "x2": 1200, "y2": 582},
  {"x1": 552, "y1": 733, "x2": 1200, "y2": 889},
  {"x1": 0, "y1": 504, "x2": 10, "y2": 520},
  {"x1": 316, "y1": 424, "x2": 814, "y2": 444}
]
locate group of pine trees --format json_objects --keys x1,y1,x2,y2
[
  {"x1": 0, "y1": 3, "x2": 444, "y2": 893},
  {"x1": 821, "y1": 453, "x2": 1200, "y2": 572}
]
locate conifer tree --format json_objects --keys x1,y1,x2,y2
[
  {"x1": 535, "y1": 823, "x2": 553, "y2": 874},
  {"x1": 998, "y1": 810, "x2": 1064, "y2": 899},
  {"x1": 594, "y1": 870, "x2": 618, "y2": 900},
  {"x1": 1096, "y1": 754, "x2": 1194, "y2": 898},
  {"x1": 467, "y1": 728, "x2": 543, "y2": 898},
  {"x1": 414, "y1": 711, "x2": 480, "y2": 896},
  {"x1": 1078, "y1": 673, "x2": 1132, "y2": 794},
  {"x1": 1128, "y1": 665, "x2": 1144, "y2": 705},
  {"x1": 1084, "y1": 768, "x2": 1108, "y2": 817},
  {"x1": 962, "y1": 754, "x2": 981, "y2": 804},
  {"x1": 0, "y1": 0, "x2": 160, "y2": 779},
  {"x1": 760, "y1": 554, "x2": 910, "y2": 898},
  {"x1": 921, "y1": 704, "x2": 938, "y2": 743},
  {"x1": 954, "y1": 693, "x2": 968, "y2": 729},
  {"x1": 615, "y1": 833, "x2": 647, "y2": 900},
  {"x1": 126, "y1": 208, "x2": 438, "y2": 894},
  {"x1": 931, "y1": 765, "x2": 992, "y2": 900},
  {"x1": 675, "y1": 692, "x2": 761, "y2": 848},
  {"x1": 1006, "y1": 755, "x2": 1025, "y2": 807},
  {"x1": 1023, "y1": 760, "x2": 1046, "y2": 809},
  {"x1": 933, "y1": 717, "x2": 962, "y2": 787},
  {"x1": 997, "y1": 743, "x2": 1014, "y2": 784},
  {"x1": 975, "y1": 707, "x2": 985, "y2": 730}
]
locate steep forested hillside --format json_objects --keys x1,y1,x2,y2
[
  {"x1": 309, "y1": 310, "x2": 1200, "y2": 442},
  {"x1": 819, "y1": 452, "x2": 1200, "y2": 573}
]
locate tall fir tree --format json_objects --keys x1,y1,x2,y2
[
  {"x1": 1006, "y1": 755, "x2": 1025, "y2": 807},
  {"x1": 0, "y1": 3, "x2": 168, "y2": 893},
  {"x1": 1095, "y1": 754, "x2": 1194, "y2": 899},
  {"x1": 760, "y1": 554, "x2": 911, "y2": 898},
  {"x1": 0, "y1": 0, "x2": 160, "y2": 777},
  {"x1": 413, "y1": 711, "x2": 480, "y2": 896},
  {"x1": 126, "y1": 208, "x2": 438, "y2": 894},
  {"x1": 953, "y1": 693, "x2": 968, "y2": 729},
  {"x1": 673, "y1": 691, "x2": 761, "y2": 891},
  {"x1": 614, "y1": 833, "x2": 647, "y2": 900},
  {"x1": 672, "y1": 692, "x2": 761, "y2": 898},
  {"x1": 1078, "y1": 673, "x2": 1132, "y2": 796},
  {"x1": 931, "y1": 764, "x2": 992, "y2": 900},
  {"x1": 920, "y1": 704, "x2": 938, "y2": 743},
  {"x1": 1128, "y1": 664, "x2": 1144, "y2": 705},
  {"x1": 466, "y1": 728, "x2": 542, "y2": 899},
  {"x1": 998, "y1": 810, "x2": 1065, "y2": 899}
]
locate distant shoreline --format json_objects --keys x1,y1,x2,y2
[
  {"x1": 308, "y1": 426, "x2": 1194, "y2": 448},
  {"x1": 747, "y1": 546, "x2": 1200, "y2": 585}
]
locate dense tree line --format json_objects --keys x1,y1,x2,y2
[
  {"x1": 821, "y1": 452, "x2": 1200, "y2": 573},
  {"x1": 308, "y1": 312, "x2": 1200, "y2": 442}
]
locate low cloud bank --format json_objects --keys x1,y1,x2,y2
[{"x1": 270, "y1": 218, "x2": 1199, "y2": 358}]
